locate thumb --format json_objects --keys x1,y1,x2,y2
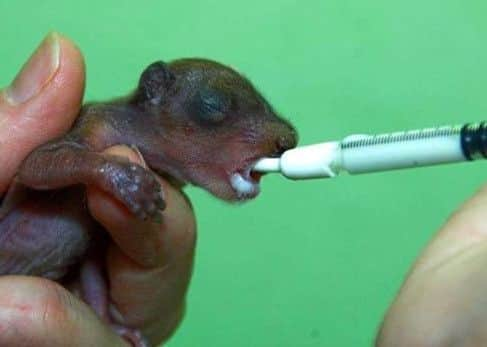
[{"x1": 0, "y1": 32, "x2": 85, "y2": 194}]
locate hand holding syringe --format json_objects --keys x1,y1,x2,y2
[{"x1": 253, "y1": 122, "x2": 487, "y2": 179}]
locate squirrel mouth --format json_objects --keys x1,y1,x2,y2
[{"x1": 230, "y1": 166, "x2": 263, "y2": 200}]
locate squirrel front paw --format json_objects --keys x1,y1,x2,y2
[{"x1": 99, "y1": 158, "x2": 165, "y2": 220}]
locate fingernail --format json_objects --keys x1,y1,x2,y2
[
  {"x1": 130, "y1": 144, "x2": 148, "y2": 167},
  {"x1": 108, "y1": 304, "x2": 125, "y2": 324},
  {"x1": 4, "y1": 32, "x2": 61, "y2": 105}
]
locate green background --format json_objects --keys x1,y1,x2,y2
[{"x1": 1, "y1": 1, "x2": 487, "y2": 346}]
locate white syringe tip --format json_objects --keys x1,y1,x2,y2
[
  {"x1": 253, "y1": 158, "x2": 281, "y2": 172},
  {"x1": 253, "y1": 142, "x2": 341, "y2": 179},
  {"x1": 279, "y1": 142, "x2": 340, "y2": 179}
]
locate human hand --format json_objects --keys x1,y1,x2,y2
[
  {"x1": 0, "y1": 33, "x2": 196, "y2": 346},
  {"x1": 376, "y1": 186, "x2": 487, "y2": 346}
]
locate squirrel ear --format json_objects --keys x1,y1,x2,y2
[{"x1": 136, "y1": 61, "x2": 175, "y2": 105}]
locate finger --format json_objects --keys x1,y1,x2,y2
[
  {"x1": 87, "y1": 145, "x2": 195, "y2": 268},
  {"x1": 377, "y1": 184, "x2": 487, "y2": 346},
  {"x1": 0, "y1": 32, "x2": 85, "y2": 194},
  {"x1": 412, "y1": 184, "x2": 487, "y2": 272},
  {"x1": 0, "y1": 276, "x2": 127, "y2": 347},
  {"x1": 86, "y1": 145, "x2": 196, "y2": 344}
]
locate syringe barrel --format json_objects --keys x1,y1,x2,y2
[
  {"x1": 340, "y1": 126, "x2": 465, "y2": 174},
  {"x1": 253, "y1": 121, "x2": 487, "y2": 179}
]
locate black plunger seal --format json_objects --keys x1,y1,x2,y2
[{"x1": 461, "y1": 122, "x2": 487, "y2": 160}]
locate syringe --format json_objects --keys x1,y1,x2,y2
[{"x1": 253, "y1": 121, "x2": 487, "y2": 179}]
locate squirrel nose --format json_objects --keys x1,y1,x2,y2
[{"x1": 274, "y1": 129, "x2": 298, "y2": 155}]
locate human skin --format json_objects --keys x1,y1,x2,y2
[
  {"x1": 0, "y1": 33, "x2": 196, "y2": 346},
  {"x1": 377, "y1": 185, "x2": 487, "y2": 347}
]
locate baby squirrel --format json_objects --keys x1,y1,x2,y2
[{"x1": 0, "y1": 58, "x2": 297, "y2": 346}]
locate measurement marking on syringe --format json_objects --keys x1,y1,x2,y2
[{"x1": 341, "y1": 126, "x2": 463, "y2": 149}]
